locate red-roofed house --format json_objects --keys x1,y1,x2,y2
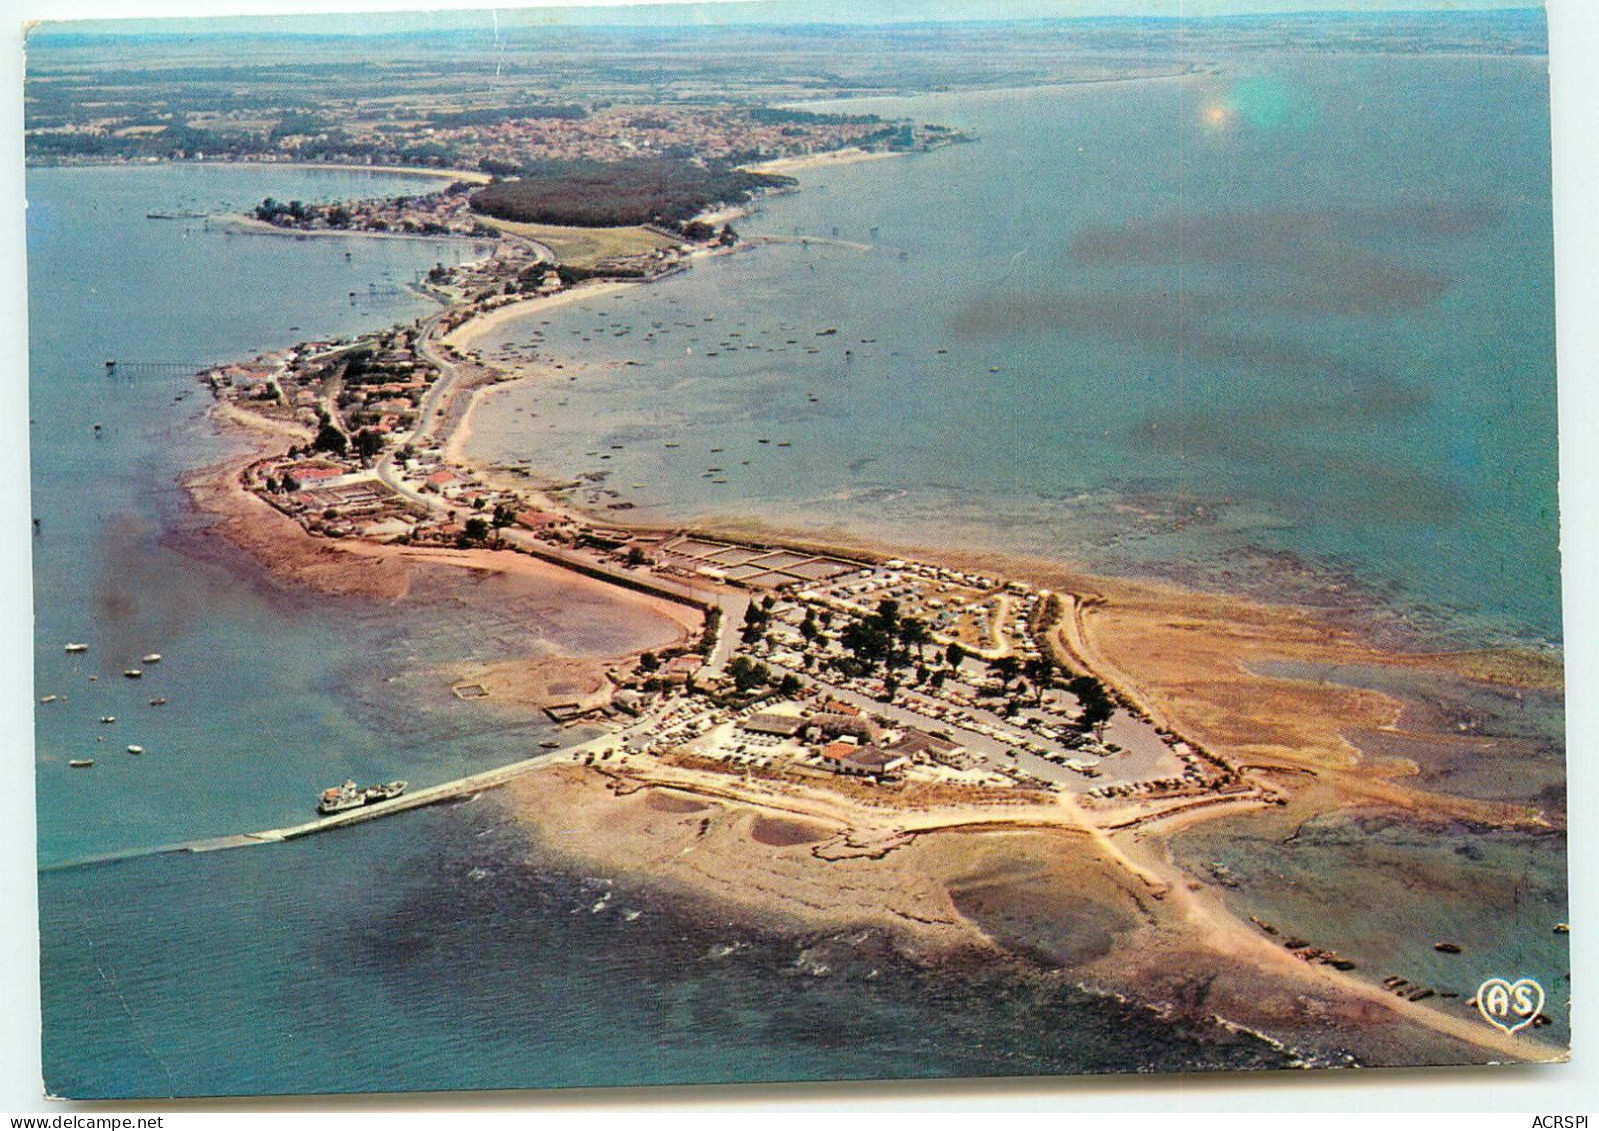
[
  {"x1": 515, "y1": 510, "x2": 562, "y2": 531},
  {"x1": 290, "y1": 464, "x2": 345, "y2": 482}
]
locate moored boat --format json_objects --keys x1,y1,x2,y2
[
  {"x1": 64, "y1": 643, "x2": 88, "y2": 654},
  {"x1": 363, "y1": 780, "x2": 408, "y2": 804},
  {"x1": 149, "y1": 697, "x2": 168, "y2": 706},
  {"x1": 317, "y1": 777, "x2": 407, "y2": 813},
  {"x1": 69, "y1": 759, "x2": 93, "y2": 768},
  {"x1": 317, "y1": 779, "x2": 366, "y2": 814}
]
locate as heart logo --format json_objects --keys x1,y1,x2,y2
[{"x1": 1475, "y1": 977, "x2": 1544, "y2": 1034}]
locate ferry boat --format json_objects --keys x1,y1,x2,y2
[
  {"x1": 64, "y1": 643, "x2": 89, "y2": 654},
  {"x1": 317, "y1": 779, "x2": 366, "y2": 814},
  {"x1": 317, "y1": 778, "x2": 408, "y2": 814}
]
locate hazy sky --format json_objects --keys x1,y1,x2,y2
[{"x1": 25, "y1": 0, "x2": 1541, "y2": 39}]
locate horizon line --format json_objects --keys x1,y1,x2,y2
[{"x1": 24, "y1": 2, "x2": 1547, "y2": 42}]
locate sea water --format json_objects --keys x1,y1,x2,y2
[{"x1": 27, "y1": 164, "x2": 565, "y2": 867}]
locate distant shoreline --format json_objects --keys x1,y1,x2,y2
[{"x1": 25, "y1": 156, "x2": 492, "y2": 184}]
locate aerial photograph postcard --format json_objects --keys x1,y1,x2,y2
[{"x1": 24, "y1": 0, "x2": 1569, "y2": 1100}]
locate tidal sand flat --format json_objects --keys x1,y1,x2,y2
[{"x1": 494, "y1": 760, "x2": 1551, "y2": 1068}]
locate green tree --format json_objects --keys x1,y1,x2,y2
[
  {"x1": 312, "y1": 422, "x2": 348, "y2": 456},
  {"x1": 899, "y1": 616, "x2": 931, "y2": 659},
  {"x1": 464, "y1": 516, "x2": 491, "y2": 543},
  {"x1": 945, "y1": 641, "x2": 967, "y2": 669},
  {"x1": 353, "y1": 428, "x2": 385, "y2": 462},
  {"x1": 1068, "y1": 675, "x2": 1115, "y2": 741},
  {"x1": 841, "y1": 618, "x2": 891, "y2": 668},
  {"x1": 727, "y1": 656, "x2": 770, "y2": 693},
  {"x1": 1024, "y1": 656, "x2": 1056, "y2": 705}
]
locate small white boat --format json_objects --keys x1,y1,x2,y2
[
  {"x1": 99, "y1": 715, "x2": 116, "y2": 724},
  {"x1": 64, "y1": 643, "x2": 89, "y2": 654},
  {"x1": 123, "y1": 669, "x2": 143, "y2": 679},
  {"x1": 127, "y1": 745, "x2": 144, "y2": 755},
  {"x1": 141, "y1": 653, "x2": 162, "y2": 664},
  {"x1": 39, "y1": 694, "x2": 58, "y2": 704},
  {"x1": 69, "y1": 759, "x2": 94, "y2": 768},
  {"x1": 149, "y1": 697, "x2": 168, "y2": 706}
]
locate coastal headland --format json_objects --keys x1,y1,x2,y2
[{"x1": 171, "y1": 145, "x2": 1567, "y2": 1074}]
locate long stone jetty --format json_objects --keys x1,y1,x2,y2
[{"x1": 45, "y1": 732, "x2": 622, "y2": 872}]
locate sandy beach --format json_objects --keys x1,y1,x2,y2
[
  {"x1": 742, "y1": 146, "x2": 908, "y2": 179},
  {"x1": 441, "y1": 281, "x2": 631, "y2": 353}
]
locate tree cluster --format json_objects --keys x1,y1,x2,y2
[{"x1": 468, "y1": 157, "x2": 794, "y2": 228}]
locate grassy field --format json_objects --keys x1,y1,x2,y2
[{"x1": 481, "y1": 217, "x2": 676, "y2": 268}]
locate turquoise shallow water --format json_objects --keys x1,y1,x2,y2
[
  {"x1": 467, "y1": 54, "x2": 1560, "y2": 652},
  {"x1": 27, "y1": 164, "x2": 554, "y2": 866}
]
